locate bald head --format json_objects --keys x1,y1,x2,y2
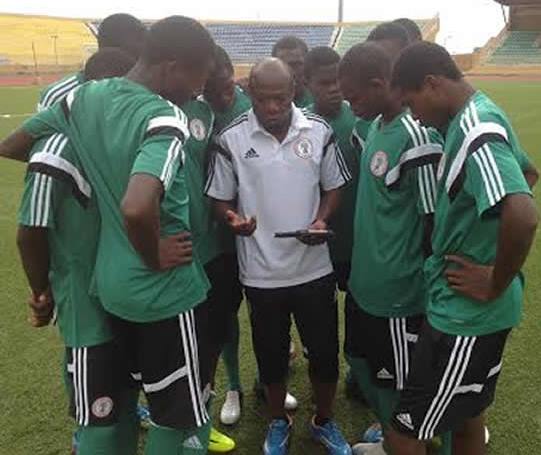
[
  {"x1": 249, "y1": 58, "x2": 295, "y2": 136},
  {"x1": 249, "y1": 57, "x2": 294, "y2": 91}
]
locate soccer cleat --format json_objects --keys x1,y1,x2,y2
[
  {"x1": 263, "y1": 417, "x2": 292, "y2": 455},
  {"x1": 71, "y1": 429, "x2": 80, "y2": 455},
  {"x1": 254, "y1": 380, "x2": 299, "y2": 411},
  {"x1": 351, "y1": 442, "x2": 387, "y2": 455},
  {"x1": 209, "y1": 427, "x2": 236, "y2": 453},
  {"x1": 220, "y1": 390, "x2": 242, "y2": 425},
  {"x1": 284, "y1": 392, "x2": 298, "y2": 411},
  {"x1": 136, "y1": 404, "x2": 154, "y2": 429},
  {"x1": 362, "y1": 423, "x2": 383, "y2": 443},
  {"x1": 310, "y1": 416, "x2": 352, "y2": 455}
]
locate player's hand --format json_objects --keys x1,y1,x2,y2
[
  {"x1": 225, "y1": 210, "x2": 257, "y2": 236},
  {"x1": 444, "y1": 255, "x2": 498, "y2": 302},
  {"x1": 28, "y1": 289, "x2": 54, "y2": 328},
  {"x1": 159, "y1": 232, "x2": 193, "y2": 270},
  {"x1": 298, "y1": 219, "x2": 328, "y2": 245}
]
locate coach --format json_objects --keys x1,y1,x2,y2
[{"x1": 205, "y1": 58, "x2": 352, "y2": 455}]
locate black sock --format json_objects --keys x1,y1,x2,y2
[{"x1": 315, "y1": 415, "x2": 331, "y2": 426}]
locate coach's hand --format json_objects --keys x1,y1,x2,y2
[
  {"x1": 159, "y1": 232, "x2": 193, "y2": 270},
  {"x1": 298, "y1": 219, "x2": 328, "y2": 246},
  {"x1": 28, "y1": 289, "x2": 54, "y2": 328},
  {"x1": 444, "y1": 255, "x2": 497, "y2": 302},
  {"x1": 225, "y1": 210, "x2": 257, "y2": 236}
]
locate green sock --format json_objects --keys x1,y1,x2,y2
[
  {"x1": 374, "y1": 385, "x2": 400, "y2": 426},
  {"x1": 115, "y1": 387, "x2": 140, "y2": 455},
  {"x1": 145, "y1": 422, "x2": 211, "y2": 455},
  {"x1": 77, "y1": 425, "x2": 118, "y2": 455},
  {"x1": 221, "y1": 315, "x2": 241, "y2": 391},
  {"x1": 182, "y1": 421, "x2": 211, "y2": 455},
  {"x1": 439, "y1": 431, "x2": 453, "y2": 455},
  {"x1": 346, "y1": 355, "x2": 378, "y2": 410},
  {"x1": 76, "y1": 387, "x2": 140, "y2": 455}
]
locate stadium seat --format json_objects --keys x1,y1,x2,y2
[
  {"x1": 487, "y1": 31, "x2": 541, "y2": 65},
  {"x1": 0, "y1": 14, "x2": 96, "y2": 67},
  {"x1": 205, "y1": 23, "x2": 335, "y2": 63}
]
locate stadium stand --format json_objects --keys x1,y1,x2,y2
[
  {"x1": 205, "y1": 22, "x2": 335, "y2": 63},
  {"x1": 486, "y1": 31, "x2": 541, "y2": 65},
  {"x1": 0, "y1": 14, "x2": 96, "y2": 68}
]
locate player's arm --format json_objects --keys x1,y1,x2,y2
[
  {"x1": 523, "y1": 162, "x2": 539, "y2": 189},
  {"x1": 0, "y1": 128, "x2": 36, "y2": 162},
  {"x1": 300, "y1": 133, "x2": 350, "y2": 245},
  {"x1": 445, "y1": 141, "x2": 538, "y2": 302},
  {"x1": 16, "y1": 171, "x2": 56, "y2": 326},
  {"x1": 0, "y1": 103, "x2": 67, "y2": 162},
  {"x1": 123, "y1": 139, "x2": 193, "y2": 271},
  {"x1": 205, "y1": 139, "x2": 256, "y2": 236}
]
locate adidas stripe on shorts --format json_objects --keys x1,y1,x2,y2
[
  {"x1": 344, "y1": 295, "x2": 424, "y2": 391},
  {"x1": 110, "y1": 301, "x2": 212, "y2": 430},
  {"x1": 392, "y1": 323, "x2": 510, "y2": 439}
]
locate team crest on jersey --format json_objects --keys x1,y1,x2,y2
[
  {"x1": 370, "y1": 151, "x2": 389, "y2": 177},
  {"x1": 294, "y1": 137, "x2": 313, "y2": 159},
  {"x1": 437, "y1": 154, "x2": 447, "y2": 182},
  {"x1": 91, "y1": 396, "x2": 114, "y2": 418},
  {"x1": 189, "y1": 118, "x2": 207, "y2": 141}
]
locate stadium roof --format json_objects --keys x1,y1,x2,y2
[{"x1": 494, "y1": 0, "x2": 541, "y2": 5}]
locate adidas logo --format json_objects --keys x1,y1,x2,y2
[
  {"x1": 183, "y1": 436, "x2": 204, "y2": 450},
  {"x1": 376, "y1": 368, "x2": 394, "y2": 380},
  {"x1": 244, "y1": 148, "x2": 260, "y2": 159},
  {"x1": 396, "y1": 413, "x2": 414, "y2": 430}
]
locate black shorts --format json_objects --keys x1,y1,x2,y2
[
  {"x1": 110, "y1": 302, "x2": 211, "y2": 430},
  {"x1": 65, "y1": 341, "x2": 130, "y2": 427},
  {"x1": 245, "y1": 273, "x2": 339, "y2": 385},
  {"x1": 205, "y1": 253, "x2": 243, "y2": 348},
  {"x1": 333, "y1": 261, "x2": 351, "y2": 292},
  {"x1": 392, "y1": 323, "x2": 510, "y2": 440},
  {"x1": 344, "y1": 296, "x2": 424, "y2": 391}
]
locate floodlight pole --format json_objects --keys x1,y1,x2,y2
[{"x1": 338, "y1": 0, "x2": 344, "y2": 23}]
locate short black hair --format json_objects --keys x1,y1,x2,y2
[
  {"x1": 212, "y1": 45, "x2": 234, "y2": 75},
  {"x1": 97, "y1": 14, "x2": 147, "y2": 58},
  {"x1": 392, "y1": 18, "x2": 423, "y2": 42},
  {"x1": 272, "y1": 36, "x2": 309, "y2": 57},
  {"x1": 339, "y1": 42, "x2": 392, "y2": 84},
  {"x1": 84, "y1": 47, "x2": 136, "y2": 81},
  {"x1": 141, "y1": 16, "x2": 215, "y2": 67},
  {"x1": 367, "y1": 22, "x2": 411, "y2": 50},
  {"x1": 392, "y1": 41, "x2": 463, "y2": 91},
  {"x1": 305, "y1": 46, "x2": 340, "y2": 79}
]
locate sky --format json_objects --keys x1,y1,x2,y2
[{"x1": 2, "y1": 0, "x2": 508, "y2": 53}]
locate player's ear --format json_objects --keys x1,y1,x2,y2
[
  {"x1": 424, "y1": 74, "x2": 441, "y2": 91},
  {"x1": 369, "y1": 78, "x2": 386, "y2": 91}
]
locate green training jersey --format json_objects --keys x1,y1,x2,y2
[
  {"x1": 295, "y1": 88, "x2": 315, "y2": 109},
  {"x1": 24, "y1": 77, "x2": 210, "y2": 323},
  {"x1": 425, "y1": 91, "x2": 532, "y2": 337},
  {"x1": 349, "y1": 111, "x2": 443, "y2": 318},
  {"x1": 38, "y1": 72, "x2": 85, "y2": 112},
  {"x1": 210, "y1": 85, "x2": 253, "y2": 254},
  {"x1": 18, "y1": 134, "x2": 112, "y2": 347},
  {"x1": 213, "y1": 85, "x2": 252, "y2": 134},
  {"x1": 182, "y1": 98, "x2": 222, "y2": 266},
  {"x1": 307, "y1": 101, "x2": 362, "y2": 263},
  {"x1": 354, "y1": 117, "x2": 372, "y2": 150}
]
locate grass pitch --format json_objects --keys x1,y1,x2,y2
[{"x1": 0, "y1": 81, "x2": 539, "y2": 454}]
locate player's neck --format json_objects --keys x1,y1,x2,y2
[
  {"x1": 447, "y1": 81, "x2": 476, "y2": 122},
  {"x1": 126, "y1": 63, "x2": 159, "y2": 95},
  {"x1": 315, "y1": 102, "x2": 340, "y2": 120},
  {"x1": 381, "y1": 97, "x2": 404, "y2": 124}
]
